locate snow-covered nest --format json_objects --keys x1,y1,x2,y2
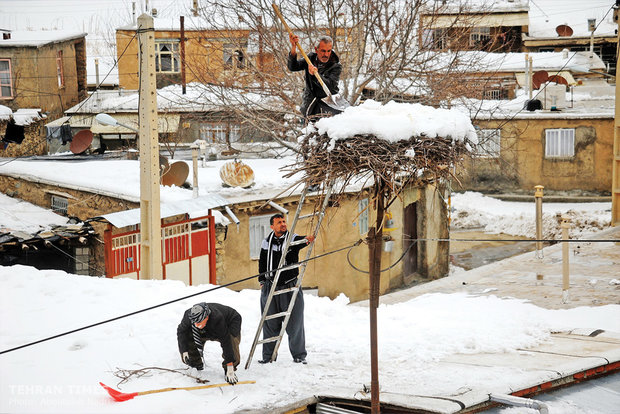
[{"x1": 288, "y1": 100, "x2": 478, "y2": 189}]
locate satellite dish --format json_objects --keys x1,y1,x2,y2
[
  {"x1": 70, "y1": 130, "x2": 93, "y2": 154},
  {"x1": 161, "y1": 161, "x2": 189, "y2": 187},
  {"x1": 219, "y1": 160, "x2": 255, "y2": 188},
  {"x1": 532, "y1": 70, "x2": 549, "y2": 89},
  {"x1": 159, "y1": 155, "x2": 170, "y2": 176},
  {"x1": 556, "y1": 25, "x2": 573, "y2": 37},
  {"x1": 548, "y1": 75, "x2": 568, "y2": 86}
]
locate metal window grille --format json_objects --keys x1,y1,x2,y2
[
  {"x1": 51, "y1": 195, "x2": 68, "y2": 215},
  {"x1": 476, "y1": 129, "x2": 501, "y2": 158},
  {"x1": 359, "y1": 198, "x2": 369, "y2": 234},
  {"x1": 545, "y1": 128, "x2": 575, "y2": 158},
  {"x1": 249, "y1": 215, "x2": 272, "y2": 259}
]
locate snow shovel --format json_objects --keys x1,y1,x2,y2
[
  {"x1": 99, "y1": 380, "x2": 255, "y2": 402},
  {"x1": 272, "y1": 3, "x2": 349, "y2": 112}
]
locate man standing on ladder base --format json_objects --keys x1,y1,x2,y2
[{"x1": 258, "y1": 213, "x2": 314, "y2": 364}]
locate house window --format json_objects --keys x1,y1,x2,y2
[
  {"x1": 545, "y1": 128, "x2": 575, "y2": 158},
  {"x1": 0, "y1": 59, "x2": 13, "y2": 98},
  {"x1": 249, "y1": 215, "x2": 272, "y2": 259},
  {"x1": 476, "y1": 129, "x2": 501, "y2": 158},
  {"x1": 200, "y1": 123, "x2": 240, "y2": 143},
  {"x1": 51, "y1": 195, "x2": 68, "y2": 215},
  {"x1": 470, "y1": 27, "x2": 491, "y2": 48},
  {"x1": 482, "y1": 89, "x2": 501, "y2": 100},
  {"x1": 223, "y1": 44, "x2": 247, "y2": 69},
  {"x1": 56, "y1": 51, "x2": 64, "y2": 87},
  {"x1": 156, "y1": 41, "x2": 180, "y2": 73},
  {"x1": 430, "y1": 28, "x2": 448, "y2": 50},
  {"x1": 358, "y1": 198, "x2": 369, "y2": 235}
]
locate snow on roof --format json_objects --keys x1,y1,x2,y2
[
  {"x1": 527, "y1": 0, "x2": 616, "y2": 38},
  {"x1": 0, "y1": 30, "x2": 86, "y2": 47},
  {"x1": 429, "y1": 50, "x2": 607, "y2": 73},
  {"x1": 428, "y1": 0, "x2": 529, "y2": 14},
  {"x1": 0, "y1": 106, "x2": 45, "y2": 126},
  {"x1": 65, "y1": 83, "x2": 285, "y2": 115},
  {"x1": 0, "y1": 192, "x2": 69, "y2": 234},
  {"x1": 453, "y1": 82, "x2": 615, "y2": 120},
  {"x1": 100, "y1": 194, "x2": 231, "y2": 227},
  {"x1": 314, "y1": 100, "x2": 478, "y2": 143}
]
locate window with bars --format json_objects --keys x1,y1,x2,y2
[
  {"x1": 476, "y1": 129, "x2": 501, "y2": 158},
  {"x1": 249, "y1": 215, "x2": 272, "y2": 259},
  {"x1": 199, "y1": 123, "x2": 240, "y2": 143},
  {"x1": 470, "y1": 27, "x2": 491, "y2": 48},
  {"x1": 56, "y1": 51, "x2": 64, "y2": 87},
  {"x1": 358, "y1": 198, "x2": 369, "y2": 235},
  {"x1": 156, "y1": 41, "x2": 180, "y2": 73},
  {"x1": 545, "y1": 128, "x2": 575, "y2": 158},
  {"x1": 51, "y1": 195, "x2": 68, "y2": 215}
]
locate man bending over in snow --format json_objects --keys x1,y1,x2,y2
[{"x1": 177, "y1": 302, "x2": 242, "y2": 385}]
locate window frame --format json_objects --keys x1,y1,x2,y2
[
  {"x1": 56, "y1": 50, "x2": 65, "y2": 88},
  {"x1": 545, "y1": 128, "x2": 575, "y2": 158},
  {"x1": 155, "y1": 40, "x2": 180, "y2": 73},
  {"x1": 358, "y1": 198, "x2": 369, "y2": 235},
  {"x1": 249, "y1": 214, "x2": 272, "y2": 259},
  {"x1": 51, "y1": 195, "x2": 68, "y2": 215},
  {"x1": 475, "y1": 129, "x2": 501, "y2": 158},
  {"x1": 0, "y1": 58, "x2": 14, "y2": 99}
]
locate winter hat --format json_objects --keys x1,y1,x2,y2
[{"x1": 189, "y1": 303, "x2": 211, "y2": 323}]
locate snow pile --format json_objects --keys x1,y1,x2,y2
[
  {"x1": 1, "y1": 265, "x2": 619, "y2": 413},
  {"x1": 450, "y1": 192, "x2": 611, "y2": 239},
  {"x1": 315, "y1": 100, "x2": 478, "y2": 143}
]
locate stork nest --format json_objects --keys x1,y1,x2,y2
[{"x1": 284, "y1": 131, "x2": 474, "y2": 191}]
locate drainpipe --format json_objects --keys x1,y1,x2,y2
[{"x1": 490, "y1": 393, "x2": 549, "y2": 414}]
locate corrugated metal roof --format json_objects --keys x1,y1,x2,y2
[{"x1": 100, "y1": 194, "x2": 230, "y2": 228}]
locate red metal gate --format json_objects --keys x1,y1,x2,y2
[{"x1": 104, "y1": 214, "x2": 217, "y2": 284}]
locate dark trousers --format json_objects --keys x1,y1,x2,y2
[
  {"x1": 260, "y1": 280, "x2": 307, "y2": 361},
  {"x1": 220, "y1": 334, "x2": 241, "y2": 371}
]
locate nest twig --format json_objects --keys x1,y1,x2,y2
[{"x1": 284, "y1": 132, "x2": 472, "y2": 192}]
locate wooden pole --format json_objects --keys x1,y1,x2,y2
[
  {"x1": 612, "y1": 5, "x2": 620, "y2": 226},
  {"x1": 137, "y1": 13, "x2": 162, "y2": 280},
  {"x1": 369, "y1": 179, "x2": 385, "y2": 414},
  {"x1": 180, "y1": 16, "x2": 186, "y2": 95}
]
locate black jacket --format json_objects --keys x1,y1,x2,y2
[
  {"x1": 259, "y1": 231, "x2": 308, "y2": 286},
  {"x1": 287, "y1": 51, "x2": 342, "y2": 117},
  {"x1": 177, "y1": 303, "x2": 242, "y2": 365}
]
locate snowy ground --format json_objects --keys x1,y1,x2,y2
[
  {"x1": 1, "y1": 193, "x2": 617, "y2": 413},
  {"x1": 1, "y1": 265, "x2": 619, "y2": 413},
  {"x1": 450, "y1": 192, "x2": 611, "y2": 240}
]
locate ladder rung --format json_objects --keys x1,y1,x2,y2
[
  {"x1": 299, "y1": 212, "x2": 321, "y2": 219},
  {"x1": 265, "y1": 311, "x2": 290, "y2": 320},
  {"x1": 274, "y1": 286, "x2": 298, "y2": 295},
  {"x1": 258, "y1": 336, "x2": 280, "y2": 345},
  {"x1": 289, "y1": 239, "x2": 309, "y2": 246}
]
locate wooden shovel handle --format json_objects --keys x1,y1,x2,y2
[
  {"x1": 138, "y1": 380, "x2": 256, "y2": 396},
  {"x1": 272, "y1": 3, "x2": 332, "y2": 97}
]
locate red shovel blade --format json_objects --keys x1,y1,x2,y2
[{"x1": 99, "y1": 382, "x2": 139, "y2": 402}]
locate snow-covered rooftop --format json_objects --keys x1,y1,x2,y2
[
  {"x1": 430, "y1": 50, "x2": 607, "y2": 73},
  {"x1": 0, "y1": 29, "x2": 86, "y2": 47},
  {"x1": 65, "y1": 83, "x2": 284, "y2": 115},
  {"x1": 527, "y1": 0, "x2": 616, "y2": 38},
  {"x1": 0, "y1": 106, "x2": 45, "y2": 126}
]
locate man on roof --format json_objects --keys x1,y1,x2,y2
[{"x1": 288, "y1": 33, "x2": 342, "y2": 121}]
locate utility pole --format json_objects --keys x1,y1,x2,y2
[
  {"x1": 137, "y1": 13, "x2": 162, "y2": 279},
  {"x1": 612, "y1": 2, "x2": 620, "y2": 226}
]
